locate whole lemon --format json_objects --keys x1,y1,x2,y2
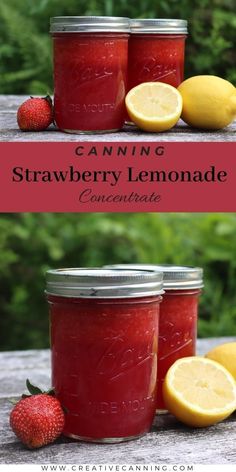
[
  {"x1": 205, "y1": 342, "x2": 236, "y2": 380},
  {"x1": 178, "y1": 75, "x2": 236, "y2": 130}
]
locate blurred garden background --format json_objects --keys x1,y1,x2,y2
[
  {"x1": 0, "y1": 0, "x2": 235, "y2": 95},
  {"x1": 0, "y1": 212, "x2": 236, "y2": 351}
]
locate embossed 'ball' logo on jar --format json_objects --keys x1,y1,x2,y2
[
  {"x1": 159, "y1": 320, "x2": 193, "y2": 361},
  {"x1": 95, "y1": 335, "x2": 155, "y2": 381},
  {"x1": 69, "y1": 56, "x2": 114, "y2": 89},
  {"x1": 138, "y1": 58, "x2": 177, "y2": 82}
]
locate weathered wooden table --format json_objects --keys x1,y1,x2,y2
[
  {"x1": 1, "y1": 337, "x2": 236, "y2": 465},
  {"x1": 0, "y1": 96, "x2": 235, "y2": 142}
]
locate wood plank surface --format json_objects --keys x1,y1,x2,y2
[
  {"x1": 1, "y1": 337, "x2": 236, "y2": 464},
  {"x1": 0, "y1": 96, "x2": 235, "y2": 142}
]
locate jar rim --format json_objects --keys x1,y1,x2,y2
[
  {"x1": 104, "y1": 264, "x2": 203, "y2": 290},
  {"x1": 50, "y1": 16, "x2": 130, "y2": 33},
  {"x1": 130, "y1": 18, "x2": 188, "y2": 34},
  {"x1": 46, "y1": 267, "x2": 164, "y2": 298}
]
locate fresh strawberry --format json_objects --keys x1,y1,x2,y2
[
  {"x1": 17, "y1": 96, "x2": 54, "y2": 131},
  {"x1": 10, "y1": 380, "x2": 65, "y2": 449}
]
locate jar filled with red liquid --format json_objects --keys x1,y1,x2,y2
[
  {"x1": 50, "y1": 17, "x2": 130, "y2": 133},
  {"x1": 128, "y1": 19, "x2": 188, "y2": 91},
  {"x1": 105, "y1": 264, "x2": 203, "y2": 411},
  {"x1": 46, "y1": 268, "x2": 163, "y2": 442}
]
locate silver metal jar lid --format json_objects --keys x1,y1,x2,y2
[
  {"x1": 130, "y1": 19, "x2": 188, "y2": 34},
  {"x1": 46, "y1": 268, "x2": 164, "y2": 299},
  {"x1": 50, "y1": 16, "x2": 130, "y2": 33},
  {"x1": 104, "y1": 265, "x2": 203, "y2": 290}
]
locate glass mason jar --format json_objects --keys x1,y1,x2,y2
[
  {"x1": 128, "y1": 19, "x2": 188, "y2": 91},
  {"x1": 50, "y1": 17, "x2": 130, "y2": 133},
  {"x1": 104, "y1": 264, "x2": 203, "y2": 411},
  {"x1": 46, "y1": 268, "x2": 163, "y2": 442}
]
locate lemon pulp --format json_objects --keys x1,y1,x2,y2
[
  {"x1": 125, "y1": 82, "x2": 182, "y2": 132},
  {"x1": 163, "y1": 356, "x2": 236, "y2": 427}
]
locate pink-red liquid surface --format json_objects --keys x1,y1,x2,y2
[
  {"x1": 52, "y1": 33, "x2": 129, "y2": 132},
  {"x1": 128, "y1": 34, "x2": 186, "y2": 90},
  {"x1": 157, "y1": 289, "x2": 201, "y2": 410},
  {"x1": 48, "y1": 295, "x2": 161, "y2": 440}
]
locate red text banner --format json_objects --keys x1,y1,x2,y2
[{"x1": 0, "y1": 142, "x2": 235, "y2": 212}]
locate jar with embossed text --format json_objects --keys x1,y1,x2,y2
[
  {"x1": 50, "y1": 17, "x2": 130, "y2": 133},
  {"x1": 105, "y1": 264, "x2": 203, "y2": 411},
  {"x1": 46, "y1": 268, "x2": 163, "y2": 442},
  {"x1": 128, "y1": 19, "x2": 188, "y2": 91}
]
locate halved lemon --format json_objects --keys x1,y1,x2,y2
[
  {"x1": 163, "y1": 357, "x2": 236, "y2": 427},
  {"x1": 125, "y1": 82, "x2": 182, "y2": 132}
]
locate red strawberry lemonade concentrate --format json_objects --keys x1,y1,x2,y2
[
  {"x1": 128, "y1": 20, "x2": 188, "y2": 91},
  {"x1": 128, "y1": 34, "x2": 186, "y2": 90},
  {"x1": 157, "y1": 289, "x2": 201, "y2": 409},
  {"x1": 104, "y1": 264, "x2": 203, "y2": 411},
  {"x1": 50, "y1": 17, "x2": 130, "y2": 133},
  {"x1": 46, "y1": 268, "x2": 163, "y2": 442}
]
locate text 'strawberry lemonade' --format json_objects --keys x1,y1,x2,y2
[
  {"x1": 105, "y1": 265, "x2": 203, "y2": 411},
  {"x1": 50, "y1": 17, "x2": 130, "y2": 133},
  {"x1": 46, "y1": 268, "x2": 163, "y2": 442}
]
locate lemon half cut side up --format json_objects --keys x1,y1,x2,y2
[
  {"x1": 163, "y1": 356, "x2": 236, "y2": 427},
  {"x1": 125, "y1": 82, "x2": 183, "y2": 132}
]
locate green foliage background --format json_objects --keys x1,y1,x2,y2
[
  {"x1": 0, "y1": 0, "x2": 235, "y2": 94},
  {"x1": 0, "y1": 213, "x2": 236, "y2": 351}
]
